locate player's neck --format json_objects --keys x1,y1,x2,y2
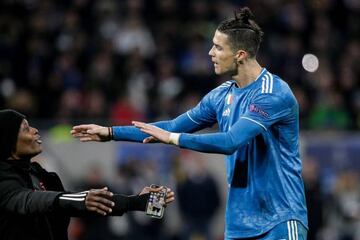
[{"x1": 232, "y1": 60, "x2": 262, "y2": 88}]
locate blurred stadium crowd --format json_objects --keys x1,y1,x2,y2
[
  {"x1": 0, "y1": 0, "x2": 360, "y2": 240},
  {"x1": 0, "y1": 0, "x2": 360, "y2": 129}
]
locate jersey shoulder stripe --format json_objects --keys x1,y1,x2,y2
[
  {"x1": 217, "y1": 80, "x2": 235, "y2": 89},
  {"x1": 261, "y1": 72, "x2": 274, "y2": 94}
]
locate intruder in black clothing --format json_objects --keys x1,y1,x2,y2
[{"x1": 0, "y1": 109, "x2": 174, "y2": 240}]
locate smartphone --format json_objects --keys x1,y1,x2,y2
[{"x1": 145, "y1": 186, "x2": 167, "y2": 219}]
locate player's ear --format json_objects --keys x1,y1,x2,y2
[{"x1": 235, "y1": 50, "x2": 247, "y2": 64}]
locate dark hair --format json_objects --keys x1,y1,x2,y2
[{"x1": 217, "y1": 7, "x2": 264, "y2": 58}]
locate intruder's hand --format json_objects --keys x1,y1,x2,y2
[
  {"x1": 132, "y1": 121, "x2": 171, "y2": 144},
  {"x1": 85, "y1": 187, "x2": 115, "y2": 216},
  {"x1": 71, "y1": 124, "x2": 110, "y2": 142},
  {"x1": 139, "y1": 186, "x2": 175, "y2": 206}
]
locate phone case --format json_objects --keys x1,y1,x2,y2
[{"x1": 145, "y1": 188, "x2": 167, "y2": 219}]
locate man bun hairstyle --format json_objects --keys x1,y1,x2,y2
[{"x1": 217, "y1": 7, "x2": 264, "y2": 58}]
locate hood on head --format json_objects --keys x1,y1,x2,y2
[{"x1": 0, "y1": 109, "x2": 26, "y2": 160}]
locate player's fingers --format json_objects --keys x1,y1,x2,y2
[
  {"x1": 72, "y1": 125, "x2": 93, "y2": 132},
  {"x1": 143, "y1": 137, "x2": 151, "y2": 143},
  {"x1": 143, "y1": 136, "x2": 154, "y2": 143},
  {"x1": 132, "y1": 121, "x2": 146, "y2": 129},
  {"x1": 132, "y1": 121, "x2": 141, "y2": 125},
  {"x1": 73, "y1": 124, "x2": 95, "y2": 129},
  {"x1": 71, "y1": 132, "x2": 89, "y2": 138},
  {"x1": 79, "y1": 137, "x2": 94, "y2": 142},
  {"x1": 139, "y1": 128, "x2": 153, "y2": 136},
  {"x1": 87, "y1": 129, "x2": 100, "y2": 134}
]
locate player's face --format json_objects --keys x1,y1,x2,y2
[
  {"x1": 209, "y1": 30, "x2": 237, "y2": 75},
  {"x1": 13, "y1": 120, "x2": 42, "y2": 159}
]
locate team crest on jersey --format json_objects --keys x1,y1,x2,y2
[
  {"x1": 225, "y1": 94, "x2": 232, "y2": 105},
  {"x1": 249, "y1": 104, "x2": 269, "y2": 118}
]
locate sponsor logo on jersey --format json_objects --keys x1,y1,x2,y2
[
  {"x1": 222, "y1": 107, "x2": 231, "y2": 116},
  {"x1": 249, "y1": 104, "x2": 269, "y2": 118}
]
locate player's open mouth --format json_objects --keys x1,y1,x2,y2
[{"x1": 36, "y1": 139, "x2": 42, "y2": 144}]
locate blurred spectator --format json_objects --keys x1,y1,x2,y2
[
  {"x1": 176, "y1": 153, "x2": 220, "y2": 240},
  {"x1": 72, "y1": 165, "x2": 116, "y2": 240},
  {"x1": 303, "y1": 157, "x2": 324, "y2": 240},
  {"x1": 308, "y1": 89, "x2": 351, "y2": 130},
  {"x1": 112, "y1": 16, "x2": 156, "y2": 58},
  {"x1": 83, "y1": 89, "x2": 108, "y2": 119},
  {"x1": 321, "y1": 170, "x2": 360, "y2": 240},
  {"x1": 117, "y1": 159, "x2": 166, "y2": 240},
  {"x1": 57, "y1": 89, "x2": 83, "y2": 120},
  {"x1": 152, "y1": 55, "x2": 183, "y2": 119},
  {"x1": 6, "y1": 89, "x2": 37, "y2": 116},
  {"x1": 110, "y1": 95, "x2": 145, "y2": 125}
]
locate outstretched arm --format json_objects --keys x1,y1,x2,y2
[
  {"x1": 71, "y1": 112, "x2": 206, "y2": 143},
  {"x1": 0, "y1": 180, "x2": 114, "y2": 216},
  {"x1": 109, "y1": 186, "x2": 175, "y2": 216},
  {"x1": 61, "y1": 186, "x2": 175, "y2": 216},
  {"x1": 133, "y1": 118, "x2": 264, "y2": 155},
  {"x1": 0, "y1": 179, "x2": 174, "y2": 217}
]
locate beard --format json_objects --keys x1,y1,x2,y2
[{"x1": 221, "y1": 60, "x2": 238, "y2": 77}]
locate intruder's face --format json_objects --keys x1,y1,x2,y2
[
  {"x1": 12, "y1": 120, "x2": 42, "y2": 159},
  {"x1": 208, "y1": 30, "x2": 237, "y2": 75}
]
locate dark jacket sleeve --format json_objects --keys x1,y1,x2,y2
[
  {"x1": 0, "y1": 175, "x2": 62, "y2": 215},
  {"x1": 110, "y1": 193, "x2": 150, "y2": 216}
]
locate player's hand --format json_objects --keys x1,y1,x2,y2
[
  {"x1": 143, "y1": 136, "x2": 159, "y2": 143},
  {"x1": 85, "y1": 187, "x2": 115, "y2": 216},
  {"x1": 132, "y1": 121, "x2": 170, "y2": 144},
  {"x1": 139, "y1": 186, "x2": 175, "y2": 206},
  {"x1": 71, "y1": 124, "x2": 110, "y2": 142}
]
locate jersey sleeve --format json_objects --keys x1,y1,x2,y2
[
  {"x1": 186, "y1": 91, "x2": 217, "y2": 127},
  {"x1": 179, "y1": 117, "x2": 264, "y2": 155},
  {"x1": 113, "y1": 112, "x2": 204, "y2": 142},
  {"x1": 113, "y1": 91, "x2": 217, "y2": 141},
  {"x1": 241, "y1": 94, "x2": 294, "y2": 131}
]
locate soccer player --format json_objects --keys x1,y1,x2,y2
[{"x1": 72, "y1": 7, "x2": 308, "y2": 239}]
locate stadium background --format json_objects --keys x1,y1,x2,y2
[{"x1": 0, "y1": 0, "x2": 359, "y2": 239}]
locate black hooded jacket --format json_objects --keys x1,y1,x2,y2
[
  {"x1": 0, "y1": 109, "x2": 150, "y2": 239},
  {"x1": 0, "y1": 159, "x2": 70, "y2": 240},
  {"x1": 0, "y1": 109, "x2": 69, "y2": 239}
]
